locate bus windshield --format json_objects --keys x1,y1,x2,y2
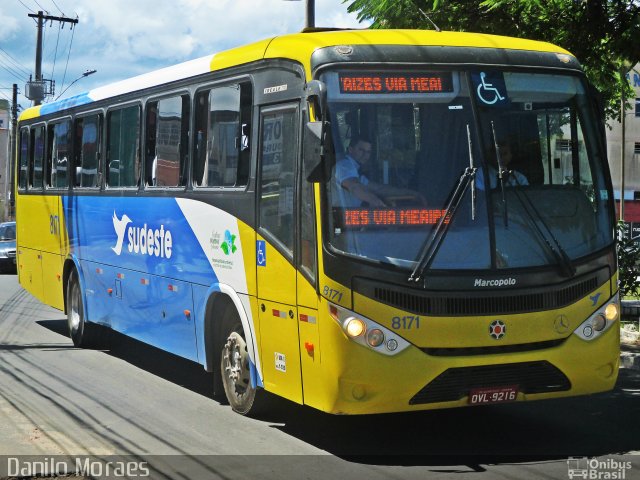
[{"x1": 323, "y1": 69, "x2": 614, "y2": 272}]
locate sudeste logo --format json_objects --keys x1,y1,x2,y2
[{"x1": 111, "y1": 211, "x2": 173, "y2": 258}]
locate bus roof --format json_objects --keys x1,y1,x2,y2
[{"x1": 19, "y1": 29, "x2": 572, "y2": 122}]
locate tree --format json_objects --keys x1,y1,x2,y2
[{"x1": 345, "y1": 0, "x2": 640, "y2": 120}]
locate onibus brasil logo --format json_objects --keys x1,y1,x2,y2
[
  {"x1": 111, "y1": 211, "x2": 173, "y2": 258},
  {"x1": 567, "y1": 457, "x2": 633, "y2": 479}
]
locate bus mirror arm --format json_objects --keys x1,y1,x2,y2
[
  {"x1": 303, "y1": 80, "x2": 333, "y2": 182},
  {"x1": 303, "y1": 120, "x2": 334, "y2": 183},
  {"x1": 305, "y1": 80, "x2": 327, "y2": 120}
]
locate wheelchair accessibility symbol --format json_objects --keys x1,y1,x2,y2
[
  {"x1": 473, "y1": 71, "x2": 508, "y2": 106},
  {"x1": 256, "y1": 240, "x2": 266, "y2": 267}
]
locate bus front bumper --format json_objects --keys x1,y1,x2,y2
[{"x1": 309, "y1": 320, "x2": 619, "y2": 415}]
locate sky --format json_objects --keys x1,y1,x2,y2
[{"x1": 0, "y1": 0, "x2": 368, "y2": 112}]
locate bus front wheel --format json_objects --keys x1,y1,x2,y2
[{"x1": 219, "y1": 306, "x2": 270, "y2": 416}]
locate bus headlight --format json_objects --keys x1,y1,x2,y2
[
  {"x1": 573, "y1": 293, "x2": 619, "y2": 342},
  {"x1": 592, "y1": 314, "x2": 606, "y2": 332},
  {"x1": 344, "y1": 317, "x2": 366, "y2": 338},
  {"x1": 366, "y1": 328, "x2": 385, "y2": 347},
  {"x1": 328, "y1": 303, "x2": 410, "y2": 356},
  {"x1": 604, "y1": 302, "x2": 619, "y2": 322}
]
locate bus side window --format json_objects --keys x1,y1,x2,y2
[
  {"x1": 18, "y1": 128, "x2": 29, "y2": 191},
  {"x1": 30, "y1": 125, "x2": 45, "y2": 191},
  {"x1": 210, "y1": 85, "x2": 240, "y2": 187},
  {"x1": 145, "y1": 94, "x2": 190, "y2": 187},
  {"x1": 47, "y1": 120, "x2": 71, "y2": 189},
  {"x1": 75, "y1": 114, "x2": 102, "y2": 188},
  {"x1": 237, "y1": 82, "x2": 252, "y2": 186},
  {"x1": 107, "y1": 105, "x2": 140, "y2": 188},
  {"x1": 192, "y1": 81, "x2": 251, "y2": 188},
  {"x1": 192, "y1": 90, "x2": 209, "y2": 186},
  {"x1": 145, "y1": 102, "x2": 158, "y2": 186}
]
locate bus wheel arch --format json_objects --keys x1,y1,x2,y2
[
  {"x1": 64, "y1": 259, "x2": 107, "y2": 349},
  {"x1": 203, "y1": 292, "x2": 232, "y2": 398},
  {"x1": 203, "y1": 286, "x2": 267, "y2": 415}
]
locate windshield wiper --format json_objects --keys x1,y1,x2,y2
[
  {"x1": 408, "y1": 125, "x2": 477, "y2": 284},
  {"x1": 491, "y1": 121, "x2": 509, "y2": 228},
  {"x1": 511, "y1": 188, "x2": 576, "y2": 278}
]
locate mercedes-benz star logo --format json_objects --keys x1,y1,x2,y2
[
  {"x1": 554, "y1": 315, "x2": 569, "y2": 334},
  {"x1": 489, "y1": 320, "x2": 507, "y2": 340}
]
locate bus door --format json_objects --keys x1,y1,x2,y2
[
  {"x1": 296, "y1": 119, "x2": 321, "y2": 409},
  {"x1": 256, "y1": 104, "x2": 303, "y2": 404}
]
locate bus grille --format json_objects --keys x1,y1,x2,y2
[
  {"x1": 373, "y1": 275, "x2": 598, "y2": 316},
  {"x1": 409, "y1": 361, "x2": 571, "y2": 405},
  {"x1": 422, "y1": 338, "x2": 566, "y2": 357}
]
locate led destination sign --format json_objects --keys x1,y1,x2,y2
[
  {"x1": 338, "y1": 72, "x2": 454, "y2": 94},
  {"x1": 337, "y1": 208, "x2": 451, "y2": 229}
]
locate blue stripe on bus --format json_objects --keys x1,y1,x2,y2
[
  {"x1": 62, "y1": 195, "x2": 220, "y2": 362},
  {"x1": 62, "y1": 195, "x2": 217, "y2": 283},
  {"x1": 40, "y1": 92, "x2": 93, "y2": 116}
]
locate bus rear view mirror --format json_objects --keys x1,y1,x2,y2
[
  {"x1": 305, "y1": 80, "x2": 327, "y2": 120},
  {"x1": 304, "y1": 120, "x2": 333, "y2": 183}
]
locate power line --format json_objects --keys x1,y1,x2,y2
[
  {"x1": 0, "y1": 56, "x2": 29, "y2": 80},
  {"x1": 0, "y1": 60, "x2": 27, "y2": 82},
  {"x1": 0, "y1": 48, "x2": 31, "y2": 77},
  {"x1": 0, "y1": 57, "x2": 27, "y2": 80},
  {"x1": 32, "y1": 0, "x2": 49, "y2": 14},
  {"x1": 59, "y1": 22, "x2": 76, "y2": 92},
  {"x1": 50, "y1": 0, "x2": 64, "y2": 15},
  {"x1": 16, "y1": 0, "x2": 35, "y2": 13},
  {"x1": 49, "y1": 22, "x2": 62, "y2": 80}
]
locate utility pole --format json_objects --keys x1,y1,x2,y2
[
  {"x1": 25, "y1": 11, "x2": 78, "y2": 105},
  {"x1": 284, "y1": 0, "x2": 315, "y2": 29},
  {"x1": 305, "y1": 0, "x2": 315, "y2": 29},
  {"x1": 6, "y1": 84, "x2": 18, "y2": 220}
]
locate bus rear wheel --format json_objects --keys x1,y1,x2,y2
[
  {"x1": 67, "y1": 269, "x2": 107, "y2": 348},
  {"x1": 219, "y1": 307, "x2": 270, "y2": 416}
]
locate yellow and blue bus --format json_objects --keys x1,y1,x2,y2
[{"x1": 15, "y1": 29, "x2": 620, "y2": 415}]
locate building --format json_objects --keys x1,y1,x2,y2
[{"x1": 608, "y1": 67, "x2": 640, "y2": 239}]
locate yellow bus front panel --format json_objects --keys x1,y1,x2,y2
[{"x1": 300, "y1": 286, "x2": 619, "y2": 415}]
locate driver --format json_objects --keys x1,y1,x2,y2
[
  {"x1": 335, "y1": 135, "x2": 425, "y2": 207},
  {"x1": 476, "y1": 140, "x2": 528, "y2": 190}
]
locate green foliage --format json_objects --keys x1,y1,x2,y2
[
  {"x1": 344, "y1": 0, "x2": 640, "y2": 120},
  {"x1": 617, "y1": 221, "x2": 640, "y2": 298}
]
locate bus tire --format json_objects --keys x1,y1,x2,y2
[
  {"x1": 67, "y1": 269, "x2": 108, "y2": 349},
  {"x1": 219, "y1": 303, "x2": 270, "y2": 416}
]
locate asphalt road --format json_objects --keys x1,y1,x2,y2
[{"x1": 0, "y1": 273, "x2": 638, "y2": 480}]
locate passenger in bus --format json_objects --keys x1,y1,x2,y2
[
  {"x1": 335, "y1": 136, "x2": 426, "y2": 207},
  {"x1": 476, "y1": 140, "x2": 528, "y2": 190}
]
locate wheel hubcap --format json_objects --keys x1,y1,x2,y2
[
  {"x1": 69, "y1": 284, "x2": 81, "y2": 333},
  {"x1": 222, "y1": 332, "x2": 251, "y2": 396}
]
